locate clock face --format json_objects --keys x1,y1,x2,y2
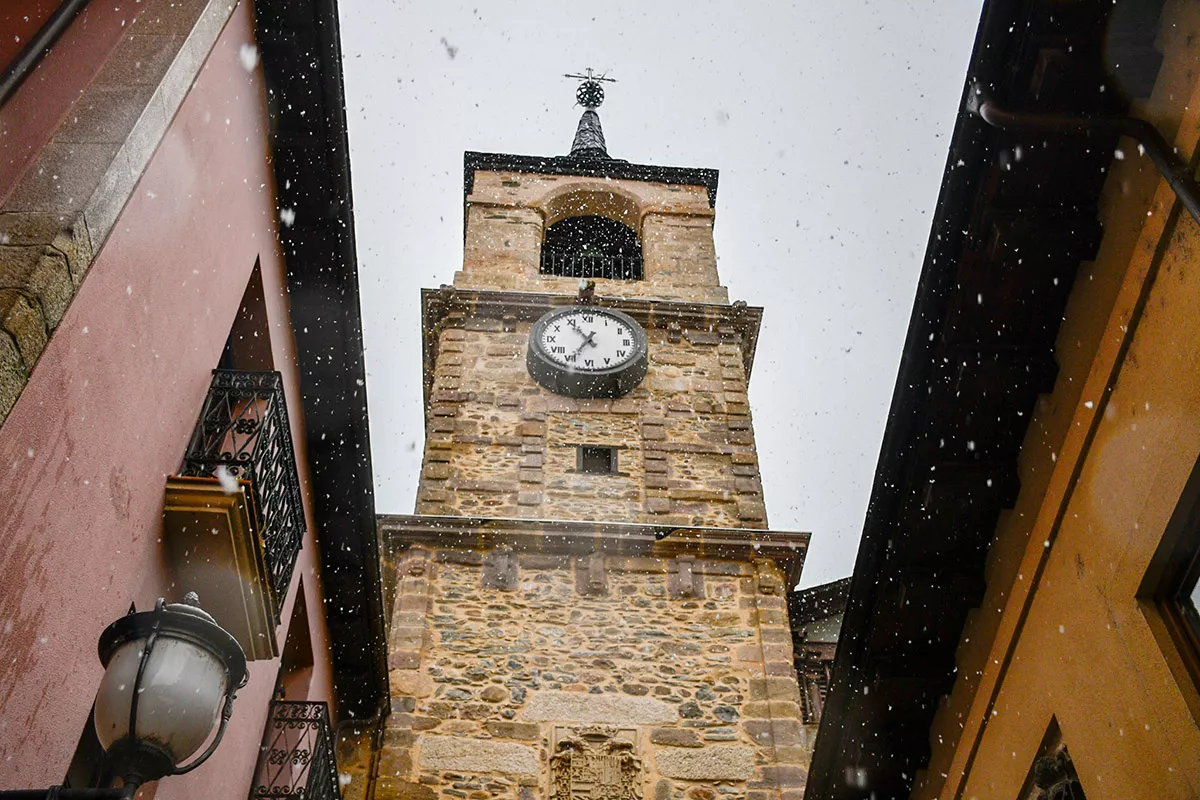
[
  {"x1": 526, "y1": 306, "x2": 648, "y2": 398},
  {"x1": 537, "y1": 309, "x2": 639, "y2": 372}
]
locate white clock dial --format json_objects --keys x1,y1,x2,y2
[{"x1": 537, "y1": 310, "x2": 638, "y2": 372}]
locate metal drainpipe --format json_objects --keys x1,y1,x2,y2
[
  {"x1": 0, "y1": 0, "x2": 92, "y2": 108},
  {"x1": 966, "y1": 82, "x2": 1200, "y2": 226}
]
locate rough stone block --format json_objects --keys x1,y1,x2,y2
[
  {"x1": 389, "y1": 649, "x2": 421, "y2": 670},
  {"x1": 758, "y1": 629, "x2": 792, "y2": 647},
  {"x1": 749, "y1": 765, "x2": 808, "y2": 789},
  {"x1": 737, "y1": 500, "x2": 767, "y2": 522},
  {"x1": 748, "y1": 678, "x2": 802, "y2": 703},
  {"x1": 650, "y1": 728, "x2": 703, "y2": 747},
  {"x1": 423, "y1": 463, "x2": 453, "y2": 480},
  {"x1": 742, "y1": 700, "x2": 801, "y2": 719},
  {"x1": 391, "y1": 671, "x2": 435, "y2": 698},
  {"x1": 0, "y1": 290, "x2": 47, "y2": 369},
  {"x1": 0, "y1": 332, "x2": 24, "y2": 420},
  {"x1": 742, "y1": 719, "x2": 803, "y2": 747},
  {"x1": 399, "y1": 576, "x2": 429, "y2": 595},
  {"x1": 668, "y1": 557, "x2": 704, "y2": 599},
  {"x1": 391, "y1": 625, "x2": 426, "y2": 649},
  {"x1": 374, "y1": 780, "x2": 436, "y2": 800},
  {"x1": 481, "y1": 685, "x2": 508, "y2": 703},
  {"x1": 517, "y1": 491, "x2": 542, "y2": 506},
  {"x1": 754, "y1": 609, "x2": 786, "y2": 626},
  {"x1": 641, "y1": 424, "x2": 667, "y2": 440},
  {"x1": 522, "y1": 690, "x2": 676, "y2": 724},
  {"x1": 775, "y1": 744, "x2": 813, "y2": 764},
  {"x1": 417, "y1": 735, "x2": 538, "y2": 775},
  {"x1": 481, "y1": 549, "x2": 518, "y2": 591},
  {"x1": 576, "y1": 552, "x2": 607, "y2": 595},
  {"x1": 655, "y1": 745, "x2": 756, "y2": 780},
  {"x1": 646, "y1": 497, "x2": 672, "y2": 514},
  {"x1": 766, "y1": 719, "x2": 804, "y2": 745},
  {"x1": 484, "y1": 721, "x2": 540, "y2": 740},
  {"x1": 765, "y1": 661, "x2": 796, "y2": 677}
]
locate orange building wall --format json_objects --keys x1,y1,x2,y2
[{"x1": 916, "y1": 1, "x2": 1200, "y2": 797}]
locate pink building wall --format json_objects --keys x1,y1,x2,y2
[{"x1": 0, "y1": 4, "x2": 336, "y2": 796}]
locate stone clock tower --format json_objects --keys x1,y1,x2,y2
[{"x1": 351, "y1": 77, "x2": 813, "y2": 800}]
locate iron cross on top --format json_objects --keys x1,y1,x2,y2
[{"x1": 565, "y1": 68, "x2": 616, "y2": 109}]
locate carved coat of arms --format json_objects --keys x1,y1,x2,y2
[{"x1": 550, "y1": 726, "x2": 642, "y2": 800}]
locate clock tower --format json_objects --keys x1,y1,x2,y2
[{"x1": 355, "y1": 78, "x2": 814, "y2": 800}]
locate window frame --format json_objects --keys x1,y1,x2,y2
[
  {"x1": 576, "y1": 445, "x2": 619, "y2": 475},
  {"x1": 1139, "y1": 448, "x2": 1200, "y2": 722}
]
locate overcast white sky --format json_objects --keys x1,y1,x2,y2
[{"x1": 338, "y1": 1, "x2": 983, "y2": 588}]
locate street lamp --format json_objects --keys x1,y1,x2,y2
[{"x1": 0, "y1": 593, "x2": 247, "y2": 799}]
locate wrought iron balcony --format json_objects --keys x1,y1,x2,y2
[
  {"x1": 250, "y1": 701, "x2": 341, "y2": 800},
  {"x1": 539, "y1": 248, "x2": 643, "y2": 281},
  {"x1": 181, "y1": 370, "x2": 305, "y2": 618}
]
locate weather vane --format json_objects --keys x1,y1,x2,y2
[{"x1": 564, "y1": 68, "x2": 616, "y2": 110}]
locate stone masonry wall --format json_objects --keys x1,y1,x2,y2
[
  {"x1": 362, "y1": 546, "x2": 810, "y2": 800},
  {"x1": 455, "y1": 171, "x2": 728, "y2": 305},
  {"x1": 418, "y1": 321, "x2": 767, "y2": 528}
]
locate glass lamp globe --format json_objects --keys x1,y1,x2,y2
[{"x1": 93, "y1": 596, "x2": 247, "y2": 785}]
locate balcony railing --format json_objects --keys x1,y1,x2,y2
[
  {"x1": 540, "y1": 248, "x2": 643, "y2": 281},
  {"x1": 181, "y1": 370, "x2": 305, "y2": 617},
  {"x1": 250, "y1": 701, "x2": 341, "y2": 800}
]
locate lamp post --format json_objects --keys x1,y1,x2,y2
[{"x1": 0, "y1": 593, "x2": 247, "y2": 799}]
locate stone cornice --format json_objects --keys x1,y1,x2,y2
[
  {"x1": 377, "y1": 513, "x2": 809, "y2": 588},
  {"x1": 464, "y1": 151, "x2": 720, "y2": 208},
  {"x1": 420, "y1": 286, "x2": 763, "y2": 408}
]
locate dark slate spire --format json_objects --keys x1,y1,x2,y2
[
  {"x1": 564, "y1": 69, "x2": 616, "y2": 161},
  {"x1": 569, "y1": 109, "x2": 608, "y2": 161}
]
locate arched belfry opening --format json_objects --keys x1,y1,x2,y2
[{"x1": 540, "y1": 214, "x2": 643, "y2": 281}]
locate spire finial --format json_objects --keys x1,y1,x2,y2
[
  {"x1": 564, "y1": 69, "x2": 616, "y2": 160},
  {"x1": 564, "y1": 68, "x2": 616, "y2": 109}
]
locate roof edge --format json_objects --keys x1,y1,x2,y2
[{"x1": 464, "y1": 150, "x2": 720, "y2": 208}]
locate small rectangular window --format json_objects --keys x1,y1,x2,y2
[{"x1": 577, "y1": 445, "x2": 618, "y2": 475}]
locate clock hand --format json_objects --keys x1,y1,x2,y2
[{"x1": 572, "y1": 331, "x2": 597, "y2": 356}]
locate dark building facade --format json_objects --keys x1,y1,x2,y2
[{"x1": 808, "y1": 0, "x2": 1200, "y2": 798}]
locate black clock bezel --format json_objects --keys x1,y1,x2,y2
[{"x1": 526, "y1": 306, "x2": 649, "y2": 398}]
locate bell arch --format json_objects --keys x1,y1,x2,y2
[{"x1": 536, "y1": 184, "x2": 645, "y2": 280}]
